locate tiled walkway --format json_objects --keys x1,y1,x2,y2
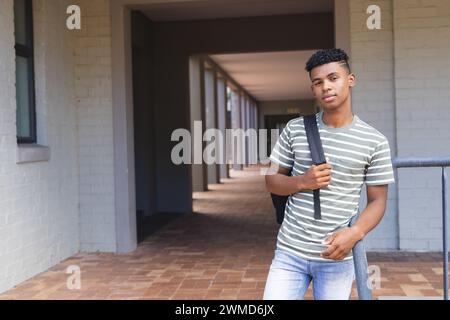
[{"x1": 0, "y1": 166, "x2": 446, "y2": 299}]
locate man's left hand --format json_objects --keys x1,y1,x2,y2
[{"x1": 321, "y1": 227, "x2": 362, "y2": 261}]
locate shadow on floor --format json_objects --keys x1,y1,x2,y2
[{"x1": 137, "y1": 211, "x2": 188, "y2": 243}]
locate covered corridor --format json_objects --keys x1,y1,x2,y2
[
  {"x1": 0, "y1": 167, "x2": 445, "y2": 300},
  {"x1": 1, "y1": 0, "x2": 449, "y2": 299}
]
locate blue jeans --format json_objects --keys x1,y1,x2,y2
[{"x1": 263, "y1": 249, "x2": 355, "y2": 300}]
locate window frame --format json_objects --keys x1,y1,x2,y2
[{"x1": 15, "y1": 0, "x2": 37, "y2": 144}]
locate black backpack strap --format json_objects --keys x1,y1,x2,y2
[
  {"x1": 304, "y1": 113, "x2": 372, "y2": 300},
  {"x1": 304, "y1": 114, "x2": 327, "y2": 220}
]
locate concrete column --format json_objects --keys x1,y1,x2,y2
[
  {"x1": 255, "y1": 102, "x2": 259, "y2": 131},
  {"x1": 247, "y1": 101, "x2": 253, "y2": 165},
  {"x1": 231, "y1": 90, "x2": 243, "y2": 171},
  {"x1": 240, "y1": 94, "x2": 248, "y2": 167},
  {"x1": 225, "y1": 86, "x2": 231, "y2": 179},
  {"x1": 111, "y1": 3, "x2": 137, "y2": 253},
  {"x1": 216, "y1": 76, "x2": 227, "y2": 180},
  {"x1": 249, "y1": 101, "x2": 257, "y2": 165},
  {"x1": 334, "y1": 0, "x2": 350, "y2": 54},
  {"x1": 189, "y1": 56, "x2": 206, "y2": 192},
  {"x1": 204, "y1": 68, "x2": 218, "y2": 184},
  {"x1": 250, "y1": 102, "x2": 254, "y2": 129},
  {"x1": 254, "y1": 102, "x2": 259, "y2": 164},
  {"x1": 246, "y1": 98, "x2": 250, "y2": 166}
]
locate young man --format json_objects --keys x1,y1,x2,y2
[{"x1": 263, "y1": 48, "x2": 395, "y2": 300}]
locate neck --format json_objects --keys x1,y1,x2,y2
[{"x1": 321, "y1": 98, "x2": 354, "y2": 128}]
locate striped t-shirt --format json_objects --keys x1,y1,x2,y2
[{"x1": 269, "y1": 111, "x2": 395, "y2": 262}]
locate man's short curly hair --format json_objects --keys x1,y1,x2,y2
[{"x1": 305, "y1": 48, "x2": 351, "y2": 74}]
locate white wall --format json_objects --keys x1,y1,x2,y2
[
  {"x1": 350, "y1": 0, "x2": 450, "y2": 251},
  {"x1": 393, "y1": 0, "x2": 450, "y2": 251},
  {"x1": 74, "y1": 0, "x2": 116, "y2": 252},
  {"x1": 0, "y1": 0, "x2": 79, "y2": 293},
  {"x1": 349, "y1": 0, "x2": 398, "y2": 250}
]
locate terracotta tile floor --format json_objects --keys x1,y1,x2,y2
[{"x1": 0, "y1": 166, "x2": 447, "y2": 300}]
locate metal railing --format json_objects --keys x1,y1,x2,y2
[{"x1": 392, "y1": 157, "x2": 450, "y2": 300}]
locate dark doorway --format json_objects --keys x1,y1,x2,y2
[
  {"x1": 131, "y1": 12, "x2": 158, "y2": 243},
  {"x1": 264, "y1": 114, "x2": 300, "y2": 157}
]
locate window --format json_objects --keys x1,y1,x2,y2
[{"x1": 14, "y1": 0, "x2": 36, "y2": 144}]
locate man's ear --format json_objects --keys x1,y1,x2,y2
[{"x1": 348, "y1": 73, "x2": 356, "y2": 88}]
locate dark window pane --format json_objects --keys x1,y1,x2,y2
[
  {"x1": 16, "y1": 55, "x2": 31, "y2": 139},
  {"x1": 14, "y1": 0, "x2": 27, "y2": 46}
]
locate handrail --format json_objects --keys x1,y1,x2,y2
[
  {"x1": 392, "y1": 157, "x2": 449, "y2": 300},
  {"x1": 393, "y1": 157, "x2": 450, "y2": 168}
]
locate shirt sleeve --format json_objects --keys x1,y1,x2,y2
[
  {"x1": 269, "y1": 122, "x2": 294, "y2": 170},
  {"x1": 365, "y1": 137, "x2": 395, "y2": 186}
]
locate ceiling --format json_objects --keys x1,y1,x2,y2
[
  {"x1": 142, "y1": 0, "x2": 333, "y2": 22},
  {"x1": 138, "y1": 0, "x2": 334, "y2": 101},
  {"x1": 210, "y1": 51, "x2": 316, "y2": 101}
]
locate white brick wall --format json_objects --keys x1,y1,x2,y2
[
  {"x1": 73, "y1": 0, "x2": 116, "y2": 252},
  {"x1": 0, "y1": 0, "x2": 79, "y2": 293},
  {"x1": 0, "y1": 5, "x2": 18, "y2": 292},
  {"x1": 350, "y1": 0, "x2": 398, "y2": 250},
  {"x1": 393, "y1": 0, "x2": 450, "y2": 251},
  {"x1": 350, "y1": 0, "x2": 450, "y2": 251}
]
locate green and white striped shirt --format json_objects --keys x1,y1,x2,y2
[{"x1": 269, "y1": 111, "x2": 395, "y2": 261}]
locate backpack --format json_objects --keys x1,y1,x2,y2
[{"x1": 271, "y1": 113, "x2": 325, "y2": 224}]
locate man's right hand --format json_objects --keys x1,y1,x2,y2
[{"x1": 298, "y1": 163, "x2": 332, "y2": 191}]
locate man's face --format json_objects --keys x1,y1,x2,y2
[{"x1": 309, "y1": 61, "x2": 356, "y2": 110}]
